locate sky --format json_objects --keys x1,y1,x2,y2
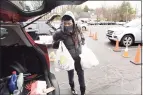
[{"x1": 82, "y1": 1, "x2": 141, "y2": 14}]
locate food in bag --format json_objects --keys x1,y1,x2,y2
[{"x1": 54, "y1": 41, "x2": 74, "y2": 71}]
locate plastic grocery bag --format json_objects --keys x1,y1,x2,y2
[
  {"x1": 80, "y1": 45, "x2": 99, "y2": 69},
  {"x1": 54, "y1": 41, "x2": 74, "y2": 72}
]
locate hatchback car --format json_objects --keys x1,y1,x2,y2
[{"x1": 0, "y1": 0, "x2": 86, "y2": 95}]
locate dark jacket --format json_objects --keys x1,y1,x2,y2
[{"x1": 53, "y1": 11, "x2": 85, "y2": 59}]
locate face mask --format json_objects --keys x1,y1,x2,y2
[{"x1": 64, "y1": 25, "x2": 73, "y2": 34}]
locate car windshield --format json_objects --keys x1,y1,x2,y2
[{"x1": 123, "y1": 19, "x2": 141, "y2": 27}]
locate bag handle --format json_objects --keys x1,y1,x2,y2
[
  {"x1": 61, "y1": 42, "x2": 63, "y2": 52},
  {"x1": 59, "y1": 41, "x2": 64, "y2": 52}
]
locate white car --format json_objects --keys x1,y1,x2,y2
[
  {"x1": 88, "y1": 20, "x2": 95, "y2": 25},
  {"x1": 116, "y1": 22, "x2": 126, "y2": 25},
  {"x1": 77, "y1": 20, "x2": 88, "y2": 31},
  {"x1": 80, "y1": 23, "x2": 88, "y2": 31},
  {"x1": 106, "y1": 18, "x2": 142, "y2": 47},
  {"x1": 34, "y1": 34, "x2": 53, "y2": 45},
  {"x1": 23, "y1": 22, "x2": 54, "y2": 46},
  {"x1": 26, "y1": 31, "x2": 54, "y2": 46}
]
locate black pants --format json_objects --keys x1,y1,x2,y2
[{"x1": 68, "y1": 56, "x2": 86, "y2": 95}]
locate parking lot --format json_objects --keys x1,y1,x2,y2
[
  {"x1": 49, "y1": 25, "x2": 142, "y2": 95},
  {"x1": 1, "y1": 1, "x2": 141, "y2": 95}
]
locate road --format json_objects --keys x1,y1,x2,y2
[{"x1": 48, "y1": 25, "x2": 142, "y2": 95}]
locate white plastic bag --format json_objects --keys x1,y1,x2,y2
[
  {"x1": 54, "y1": 41, "x2": 74, "y2": 72},
  {"x1": 80, "y1": 45, "x2": 99, "y2": 69}
]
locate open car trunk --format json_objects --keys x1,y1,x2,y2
[
  {"x1": 0, "y1": 0, "x2": 86, "y2": 22},
  {"x1": 1, "y1": 46, "x2": 45, "y2": 94},
  {"x1": 0, "y1": 0, "x2": 87, "y2": 94},
  {"x1": 0, "y1": 23, "x2": 59, "y2": 95}
]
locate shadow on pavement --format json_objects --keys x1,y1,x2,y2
[
  {"x1": 105, "y1": 41, "x2": 140, "y2": 48},
  {"x1": 105, "y1": 42, "x2": 115, "y2": 47}
]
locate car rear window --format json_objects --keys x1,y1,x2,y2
[{"x1": 0, "y1": 27, "x2": 24, "y2": 46}]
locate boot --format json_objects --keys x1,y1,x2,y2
[{"x1": 80, "y1": 86, "x2": 85, "y2": 95}]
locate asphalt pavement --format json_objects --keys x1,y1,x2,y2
[{"x1": 48, "y1": 25, "x2": 142, "y2": 95}]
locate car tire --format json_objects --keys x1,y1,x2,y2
[
  {"x1": 82, "y1": 26, "x2": 86, "y2": 31},
  {"x1": 120, "y1": 35, "x2": 134, "y2": 47}
]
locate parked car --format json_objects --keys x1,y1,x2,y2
[
  {"x1": 26, "y1": 30, "x2": 54, "y2": 46},
  {"x1": 0, "y1": 0, "x2": 86, "y2": 95},
  {"x1": 107, "y1": 21, "x2": 116, "y2": 25},
  {"x1": 106, "y1": 18, "x2": 142, "y2": 46},
  {"x1": 23, "y1": 23, "x2": 55, "y2": 46},
  {"x1": 23, "y1": 22, "x2": 38, "y2": 32},
  {"x1": 80, "y1": 23, "x2": 88, "y2": 31},
  {"x1": 78, "y1": 18, "x2": 89, "y2": 23},
  {"x1": 88, "y1": 20, "x2": 95, "y2": 25},
  {"x1": 116, "y1": 22, "x2": 126, "y2": 25},
  {"x1": 99, "y1": 21, "x2": 107, "y2": 25},
  {"x1": 77, "y1": 20, "x2": 88, "y2": 31},
  {"x1": 22, "y1": 19, "x2": 58, "y2": 46},
  {"x1": 34, "y1": 32, "x2": 54, "y2": 46},
  {"x1": 99, "y1": 21, "x2": 116, "y2": 25},
  {"x1": 95, "y1": 21, "x2": 100, "y2": 25}
]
